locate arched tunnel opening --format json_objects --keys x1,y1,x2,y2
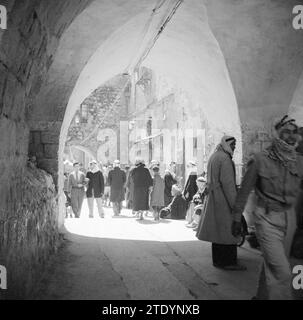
[{"x1": 0, "y1": 0, "x2": 303, "y2": 300}]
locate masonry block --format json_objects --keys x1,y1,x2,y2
[
  {"x1": 41, "y1": 131, "x2": 59, "y2": 144},
  {"x1": 43, "y1": 143, "x2": 59, "y2": 159},
  {"x1": 37, "y1": 158, "x2": 58, "y2": 176}
]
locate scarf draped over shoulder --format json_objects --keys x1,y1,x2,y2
[
  {"x1": 216, "y1": 135, "x2": 235, "y2": 157},
  {"x1": 265, "y1": 137, "x2": 297, "y2": 174}
]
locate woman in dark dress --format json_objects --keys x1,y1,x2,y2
[
  {"x1": 183, "y1": 160, "x2": 198, "y2": 224},
  {"x1": 183, "y1": 161, "x2": 198, "y2": 205},
  {"x1": 164, "y1": 161, "x2": 178, "y2": 206},
  {"x1": 131, "y1": 159, "x2": 153, "y2": 220},
  {"x1": 108, "y1": 160, "x2": 126, "y2": 216},
  {"x1": 126, "y1": 165, "x2": 135, "y2": 213}
]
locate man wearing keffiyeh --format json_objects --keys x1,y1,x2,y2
[
  {"x1": 232, "y1": 115, "x2": 303, "y2": 299},
  {"x1": 196, "y1": 135, "x2": 246, "y2": 271}
]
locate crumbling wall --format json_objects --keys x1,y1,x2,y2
[
  {"x1": 0, "y1": 0, "x2": 92, "y2": 298},
  {"x1": 0, "y1": 165, "x2": 60, "y2": 299}
]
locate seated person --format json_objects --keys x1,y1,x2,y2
[
  {"x1": 160, "y1": 184, "x2": 187, "y2": 220},
  {"x1": 187, "y1": 176, "x2": 207, "y2": 230}
]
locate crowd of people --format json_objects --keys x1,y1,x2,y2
[
  {"x1": 63, "y1": 157, "x2": 207, "y2": 223},
  {"x1": 63, "y1": 114, "x2": 303, "y2": 300}
]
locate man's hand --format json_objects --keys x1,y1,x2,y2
[{"x1": 231, "y1": 220, "x2": 242, "y2": 237}]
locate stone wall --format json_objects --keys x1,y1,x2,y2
[
  {"x1": 0, "y1": 0, "x2": 92, "y2": 298},
  {"x1": 204, "y1": 0, "x2": 303, "y2": 160},
  {"x1": 0, "y1": 0, "x2": 93, "y2": 180},
  {"x1": 28, "y1": 121, "x2": 62, "y2": 185},
  {"x1": 0, "y1": 164, "x2": 60, "y2": 299}
]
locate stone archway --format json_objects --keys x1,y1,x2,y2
[
  {"x1": 1, "y1": 0, "x2": 303, "y2": 299},
  {"x1": 57, "y1": 1, "x2": 243, "y2": 227}
]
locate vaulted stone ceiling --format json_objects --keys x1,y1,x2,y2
[
  {"x1": 20, "y1": 0, "x2": 302, "y2": 164},
  {"x1": 26, "y1": 0, "x2": 303, "y2": 129},
  {"x1": 2, "y1": 1, "x2": 302, "y2": 161},
  {"x1": 0, "y1": 0, "x2": 302, "y2": 190},
  {"x1": 1, "y1": 0, "x2": 302, "y2": 220}
]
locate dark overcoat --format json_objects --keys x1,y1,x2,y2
[
  {"x1": 108, "y1": 167, "x2": 126, "y2": 202},
  {"x1": 183, "y1": 172, "x2": 198, "y2": 204},
  {"x1": 164, "y1": 171, "x2": 177, "y2": 206},
  {"x1": 86, "y1": 170, "x2": 104, "y2": 198},
  {"x1": 196, "y1": 148, "x2": 239, "y2": 245},
  {"x1": 126, "y1": 167, "x2": 135, "y2": 205},
  {"x1": 131, "y1": 164, "x2": 153, "y2": 211}
]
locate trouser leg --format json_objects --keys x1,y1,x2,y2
[
  {"x1": 113, "y1": 202, "x2": 119, "y2": 215},
  {"x1": 284, "y1": 207, "x2": 297, "y2": 257},
  {"x1": 186, "y1": 202, "x2": 194, "y2": 223},
  {"x1": 295, "y1": 191, "x2": 303, "y2": 229},
  {"x1": 96, "y1": 197, "x2": 104, "y2": 217},
  {"x1": 256, "y1": 261, "x2": 269, "y2": 299},
  {"x1": 87, "y1": 197, "x2": 94, "y2": 217},
  {"x1": 193, "y1": 213, "x2": 200, "y2": 225},
  {"x1": 139, "y1": 210, "x2": 143, "y2": 220},
  {"x1": 77, "y1": 189, "x2": 84, "y2": 218},
  {"x1": 152, "y1": 206, "x2": 156, "y2": 219},
  {"x1": 64, "y1": 191, "x2": 71, "y2": 206},
  {"x1": 212, "y1": 243, "x2": 237, "y2": 267},
  {"x1": 254, "y1": 207, "x2": 296, "y2": 300},
  {"x1": 152, "y1": 206, "x2": 157, "y2": 219},
  {"x1": 71, "y1": 189, "x2": 79, "y2": 217},
  {"x1": 153, "y1": 206, "x2": 160, "y2": 220}
]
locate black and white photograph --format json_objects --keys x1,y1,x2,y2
[{"x1": 0, "y1": 0, "x2": 303, "y2": 310}]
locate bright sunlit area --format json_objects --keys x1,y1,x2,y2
[{"x1": 64, "y1": 201, "x2": 198, "y2": 243}]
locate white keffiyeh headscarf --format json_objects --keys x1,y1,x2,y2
[{"x1": 216, "y1": 135, "x2": 236, "y2": 157}]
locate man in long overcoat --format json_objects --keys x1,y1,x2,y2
[
  {"x1": 196, "y1": 135, "x2": 246, "y2": 271},
  {"x1": 108, "y1": 160, "x2": 126, "y2": 216},
  {"x1": 68, "y1": 162, "x2": 87, "y2": 218},
  {"x1": 131, "y1": 159, "x2": 153, "y2": 220}
]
